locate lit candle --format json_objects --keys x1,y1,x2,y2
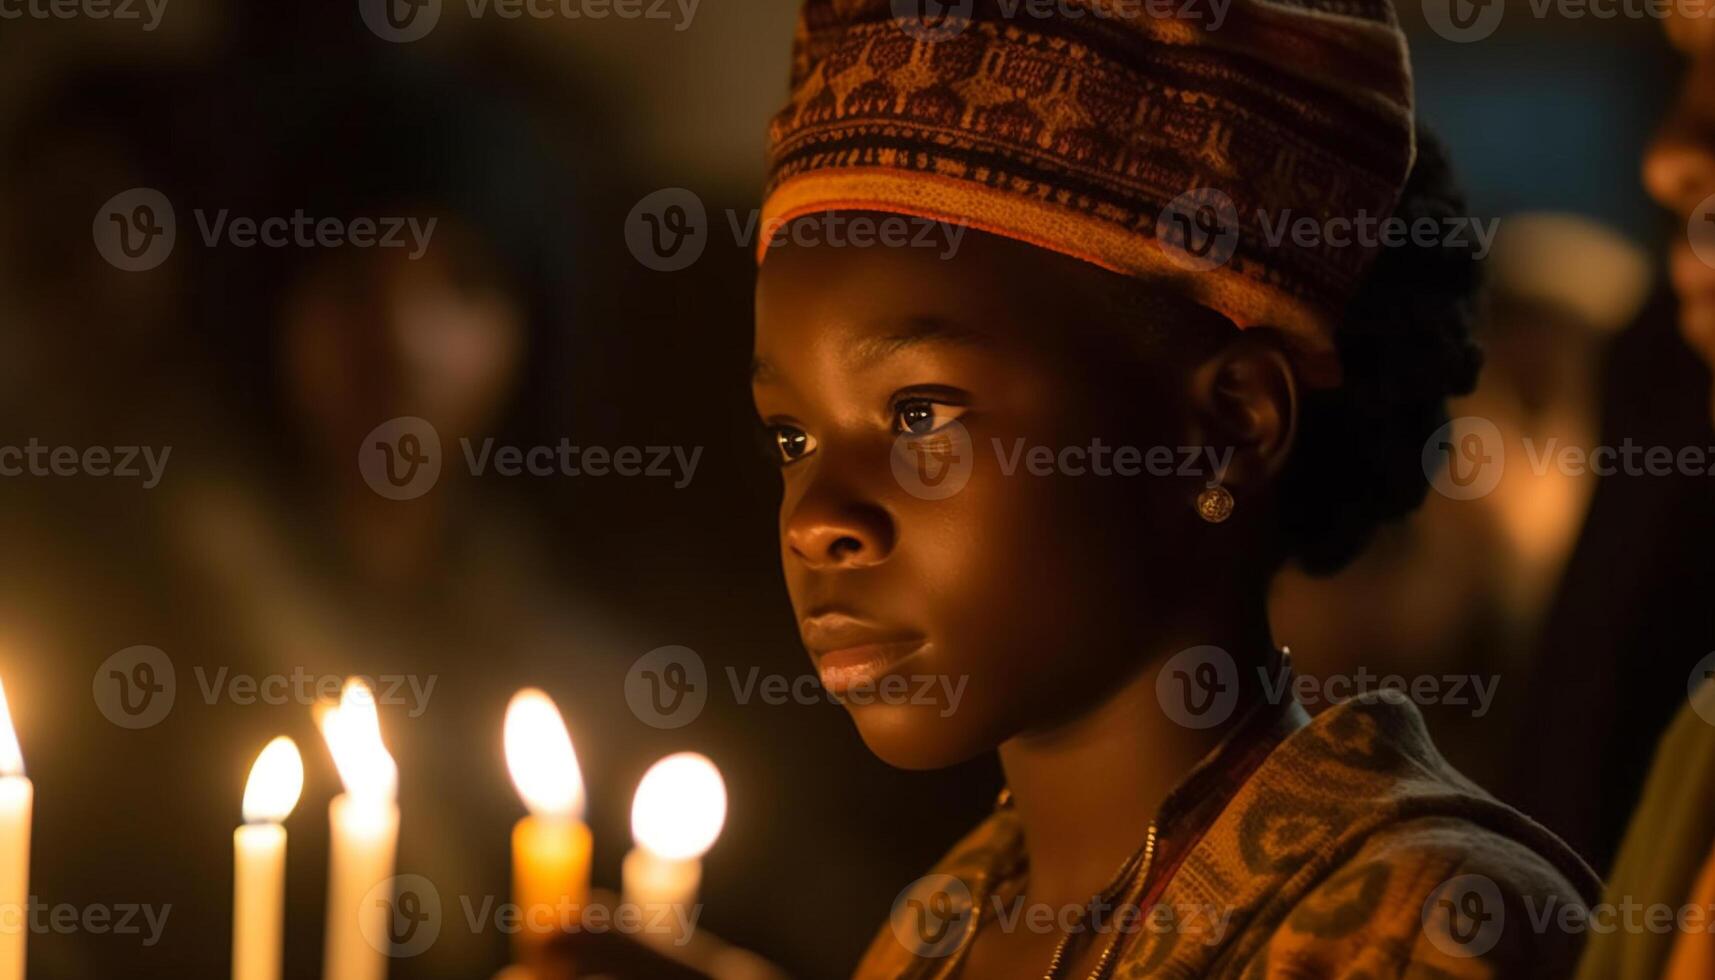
[
  {"x1": 320, "y1": 680, "x2": 399, "y2": 980},
  {"x1": 503, "y1": 689, "x2": 590, "y2": 951},
  {"x1": 233, "y1": 736, "x2": 304, "y2": 980},
  {"x1": 623, "y1": 753, "x2": 726, "y2": 945},
  {"x1": 0, "y1": 680, "x2": 29, "y2": 980}
]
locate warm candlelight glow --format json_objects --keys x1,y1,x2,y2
[
  {"x1": 504, "y1": 689, "x2": 584, "y2": 819},
  {"x1": 319, "y1": 679, "x2": 397, "y2": 804},
  {"x1": 631, "y1": 753, "x2": 726, "y2": 861},
  {"x1": 242, "y1": 736, "x2": 304, "y2": 825},
  {"x1": 0, "y1": 680, "x2": 22, "y2": 778},
  {"x1": 0, "y1": 675, "x2": 29, "y2": 980},
  {"x1": 320, "y1": 679, "x2": 401, "y2": 980}
]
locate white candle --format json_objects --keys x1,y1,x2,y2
[
  {"x1": 623, "y1": 753, "x2": 725, "y2": 946},
  {"x1": 319, "y1": 680, "x2": 399, "y2": 980},
  {"x1": 233, "y1": 736, "x2": 304, "y2": 980},
  {"x1": 503, "y1": 689, "x2": 590, "y2": 953},
  {"x1": 0, "y1": 680, "x2": 29, "y2": 980}
]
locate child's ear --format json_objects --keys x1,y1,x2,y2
[{"x1": 1185, "y1": 331, "x2": 1299, "y2": 490}]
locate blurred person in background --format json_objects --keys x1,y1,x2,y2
[
  {"x1": 0, "y1": 46, "x2": 642, "y2": 977},
  {"x1": 1272, "y1": 212, "x2": 1652, "y2": 792},
  {"x1": 183, "y1": 54, "x2": 650, "y2": 978},
  {"x1": 1511, "y1": 12, "x2": 1715, "y2": 877},
  {"x1": 1573, "y1": 10, "x2": 1715, "y2": 980}
]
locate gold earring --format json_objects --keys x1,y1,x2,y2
[{"x1": 1196, "y1": 485, "x2": 1234, "y2": 524}]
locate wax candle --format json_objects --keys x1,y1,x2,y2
[
  {"x1": 623, "y1": 753, "x2": 726, "y2": 945},
  {"x1": 233, "y1": 736, "x2": 304, "y2": 980},
  {"x1": 0, "y1": 680, "x2": 29, "y2": 980},
  {"x1": 503, "y1": 689, "x2": 590, "y2": 950},
  {"x1": 320, "y1": 680, "x2": 399, "y2": 980}
]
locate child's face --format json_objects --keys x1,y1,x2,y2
[{"x1": 753, "y1": 223, "x2": 1216, "y2": 769}]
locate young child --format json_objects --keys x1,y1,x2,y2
[{"x1": 751, "y1": 2, "x2": 1598, "y2": 976}]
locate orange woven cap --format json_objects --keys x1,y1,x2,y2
[{"x1": 760, "y1": 0, "x2": 1419, "y2": 388}]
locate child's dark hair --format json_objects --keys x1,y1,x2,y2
[{"x1": 1272, "y1": 125, "x2": 1485, "y2": 574}]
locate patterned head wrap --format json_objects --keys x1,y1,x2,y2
[{"x1": 761, "y1": 0, "x2": 1417, "y2": 387}]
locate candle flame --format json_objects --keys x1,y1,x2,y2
[
  {"x1": 0, "y1": 678, "x2": 21, "y2": 778},
  {"x1": 631, "y1": 753, "x2": 726, "y2": 862},
  {"x1": 504, "y1": 688, "x2": 584, "y2": 820},
  {"x1": 318, "y1": 679, "x2": 397, "y2": 803},
  {"x1": 242, "y1": 735, "x2": 304, "y2": 824}
]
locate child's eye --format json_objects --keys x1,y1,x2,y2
[
  {"x1": 765, "y1": 424, "x2": 817, "y2": 465},
  {"x1": 893, "y1": 398, "x2": 967, "y2": 436}
]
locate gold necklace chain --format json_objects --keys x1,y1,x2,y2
[{"x1": 1039, "y1": 821, "x2": 1158, "y2": 980}]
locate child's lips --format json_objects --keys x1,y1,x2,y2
[{"x1": 801, "y1": 613, "x2": 927, "y2": 693}]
